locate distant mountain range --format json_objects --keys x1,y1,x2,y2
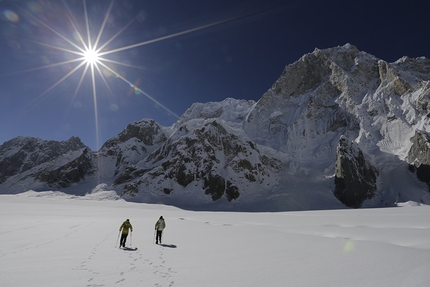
[{"x1": 1, "y1": 44, "x2": 430, "y2": 211}]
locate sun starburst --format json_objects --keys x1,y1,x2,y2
[{"x1": 4, "y1": 0, "x2": 236, "y2": 151}]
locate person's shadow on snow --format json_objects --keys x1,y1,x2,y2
[
  {"x1": 159, "y1": 244, "x2": 177, "y2": 248},
  {"x1": 122, "y1": 247, "x2": 138, "y2": 251}
]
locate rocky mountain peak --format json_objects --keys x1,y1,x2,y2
[
  {"x1": 98, "y1": 119, "x2": 169, "y2": 177},
  {"x1": 0, "y1": 136, "x2": 90, "y2": 187},
  {"x1": 175, "y1": 98, "x2": 255, "y2": 128},
  {"x1": 101, "y1": 119, "x2": 167, "y2": 151}
]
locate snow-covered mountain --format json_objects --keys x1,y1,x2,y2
[
  {"x1": 2, "y1": 44, "x2": 430, "y2": 211},
  {"x1": 0, "y1": 136, "x2": 95, "y2": 190}
]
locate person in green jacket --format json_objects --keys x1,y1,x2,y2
[
  {"x1": 119, "y1": 219, "x2": 133, "y2": 248},
  {"x1": 154, "y1": 216, "x2": 166, "y2": 244}
]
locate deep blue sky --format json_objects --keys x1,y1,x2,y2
[{"x1": 0, "y1": 0, "x2": 428, "y2": 150}]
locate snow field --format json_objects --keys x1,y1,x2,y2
[{"x1": 1, "y1": 192, "x2": 430, "y2": 287}]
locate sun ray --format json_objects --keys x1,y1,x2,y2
[
  {"x1": 61, "y1": 63, "x2": 90, "y2": 121},
  {"x1": 72, "y1": 63, "x2": 91, "y2": 101},
  {"x1": 98, "y1": 18, "x2": 236, "y2": 57},
  {"x1": 83, "y1": 0, "x2": 92, "y2": 51},
  {"x1": 98, "y1": 61, "x2": 180, "y2": 118},
  {"x1": 17, "y1": 5, "x2": 85, "y2": 54},
  {"x1": 63, "y1": 3, "x2": 89, "y2": 51},
  {"x1": 71, "y1": 26, "x2": 89, "y2": 52},
  {"x1": 89, "y1": 62, "x2": 100, "y2": 150},
  {"x1": 32, "y1": 40, "x2": 84, "y2": 57},
  {"x1": 31, "y1": 61, "x2": 87, "y2": 104},
  {"x1": 95, "y1": 17, "x2": 136, "y2": 54},
  {"x1": 0, "y1": 58, "x2": 83, "y2": 77},
  {"x1": 97, "y1": 58, "x2": 147, "y2": 71},
  {"x1": 94, "y1": 63, "x2": 115, "y2": 98},
  {"x1": 93, "y1": 0, "x2": 116, "y2": 51}
]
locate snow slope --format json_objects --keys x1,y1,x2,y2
[{"x1": 1, "y1": 192, "x2": 430, "y2": 287}]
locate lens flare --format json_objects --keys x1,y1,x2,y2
[
  {"x1": 343, "y1": 240, "x2": 356, "y2": 254},
  {"x1": 3, "y1": 9, "x2": 19, "y2": 22}
]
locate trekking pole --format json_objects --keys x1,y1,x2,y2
[
  {"x1": 115, "y1": 231, "x2": 120, "y2": 248},
  {"x1": 153, "y1": 229, "x2": 156, "y2": 244},
  {"x1": 130, "y1": 232, "x2": 133, "y2": 247}
]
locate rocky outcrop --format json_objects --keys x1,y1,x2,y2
[
  {"x1": 35, "y1": 148, "x2": 95, "y2": 188},
  {"x1": 407, "y1": 130, "x2": 430, "y2": 189},
  {"x1": 118, "y1": 119, "x2": 282, "y2": 203},
  {"x1": 98, "y1": 119, "x2": 168, "y2": 176},
  {"x1": 334, "y1": 136, "x2": 379, "y2": 208},
  {"x1": 102, "y1": 119, "x2": 167, "y2": 149},
  {"x1": 416, "y1": 83, "x2": 430, "y2": 117},
  {"x1": 176, "y1": 98, "x2": 255, "y2": 127}
]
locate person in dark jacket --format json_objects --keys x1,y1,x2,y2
[
  {"x1": 154, "y1": 216, "x2": 166, "y2": 244},
  {"x1": 119, "y1": 219, "x2": 133, "y2": 248}
]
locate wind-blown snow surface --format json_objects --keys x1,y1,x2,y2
[{"x1": 1, "y1": 192, "x2": 430, "y2": 287}]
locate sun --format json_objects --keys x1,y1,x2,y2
[{"x1": 83, "y1": 48, "x2": 100, "y2": 65}]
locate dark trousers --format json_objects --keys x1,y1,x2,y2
[
  {"x1": 156, "y1": 230, "x2": 163, "y2": 243},
  {"x1": 120, "y1": 233, "x2": 128, "y2": 247}
]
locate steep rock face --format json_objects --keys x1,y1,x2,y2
[
  {"x1": 35, "y1": 148, "x2": 95, "y2": 188},
  {"x1": 98, "y1": 119, "x2": 168, "y2": 176},
  {"x1": 334, "y1": 136, "x2": 379, "y2": 208},
  {"x1": 407, "y1": 130, "x2": 430, "y2": 189},
  {"x1": 176, "y1": 98, "x2": 255, "y2": 129},
  {"x1": 116, "y1": 119, "x2": 282, "y2": 204},
  {"x1": 0, "y1": 136, "x2": 86, "y2": 184},
  {"x1": 244, "y1": 44, "x2": 376, "y2": 161}
]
